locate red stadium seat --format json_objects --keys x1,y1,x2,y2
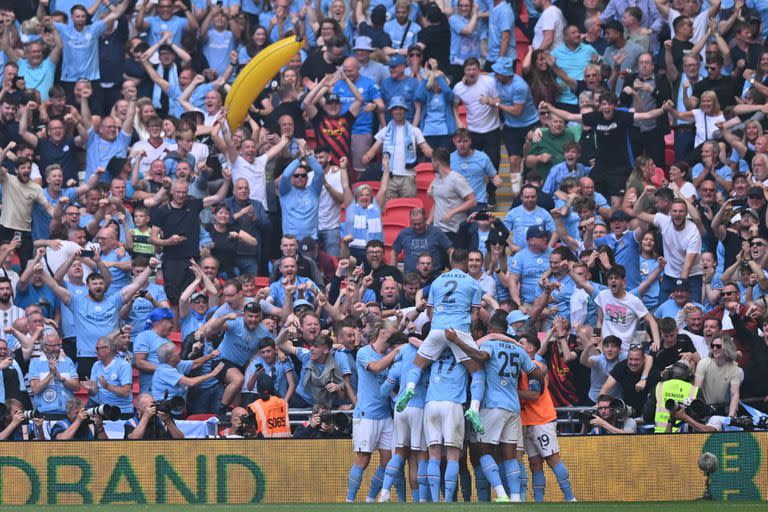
[
  {"x1": 169, "y1": 332, "x2": 182, "y2": 347},
  {"x1": 384, "y1": 198, "x2": 424, "y2": 222},
  {"x1": 253, "y1": 276, "x2": 270, "y2": 288},
  {"x1": 187, "y1": 413, "x2": 217, "y2": 421},
  {"x1": 415, "y1": 162, "x2": 433, "y2": 175},
  {"x1": 416, "y1": 173, "x2": 433, "y2": 190}
]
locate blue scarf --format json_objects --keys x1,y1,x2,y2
[
  {"x1": 152, "y1": 63, "x2": 179, "y2": 110},
  {"x1": 382, "y1": 120, "x2": 417, "y2": 167}
]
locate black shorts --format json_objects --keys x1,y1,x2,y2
[
  {"x1": 216, "y1": 359, "x2": 245, "y2": 384},
  {"x1": 503, "y1": 123, "x2": 539, "y2": 157},
  {"x1": 592, "y1": 167, "x2": 629, "y2": 199}
]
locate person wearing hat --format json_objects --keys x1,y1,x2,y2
[
  {"x1": 179, "y1": 266, "x2": 216, "y2": 340},
  {"x1": 509, "y1": 223, "x2": 553, "y2": 307},
  {"x1": 593, "y1": 210, "x2": 643, "y2": 289},
  {"x1": 353, "y1": 36, "x2": 389, "y2": 85},
  {"x1": 133, "y1": 306, "x2": 177, "y2": 393},
  {"x1": 380, "y1": 54, "x2": 419, "y2": 123},
  {"x1": 246, "y1": 372, "x2": 291, "y2": 438},
  {"x1": 506, "y1": 309, "x2": 530, "y2": 336},
  {"x1": 363, "y1": 94, "x2": 432, "y2": 199}
]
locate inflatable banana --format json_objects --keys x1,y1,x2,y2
[{"x1": 225, "y1": 36, "x2": 303, "y2": 129}]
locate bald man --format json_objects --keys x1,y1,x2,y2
[{"x1": 334, "y1": 57, "x2": 386, "y2": 174}]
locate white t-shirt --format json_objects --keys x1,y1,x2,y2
[
  {"x1": 667, "y1": 8, "x2": 709, "y2": 58},
  {"x1": 373, "y1": 124, "x2": 426, "y2": 176},
  {"x1": 533, "y1": 5, "x2": 566, "y2": 51},
  {"x1": 653, "y1": 213, "x2": 703, "y2": 278},
  {"x1": 692, "y1": 109, "x2": 726, "y2": 148},
  {"x1": 131, "y1": 139, "x2": 172, "y2": 177},
  {"x1": 453, "y1": 74, "x2": 500, "y2": 133},
  {"x1": 316, "y1": 167, "x2": 343, "y2": 231},
  {"x1": 231, "y1": 154, "x2": 269, "y2": 210},
  {"x1": 594, "y1": 289, "x2": 649, "y2": 350}
]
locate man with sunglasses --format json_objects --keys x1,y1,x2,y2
[
  {"x1": 691, "y1": 53, "x2": 739, "y2": 109},
  {"x1": 278, "y1": 147, "x2": 324, "y2": 242}
]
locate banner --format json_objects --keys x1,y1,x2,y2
[{"x1": 0, "y1": 433, "x2": 766, "y2": 504}]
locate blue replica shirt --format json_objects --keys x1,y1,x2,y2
[
  {"x1": 384, "y1": 19, "x2": 420, "y2": 50},
  {"x1": 354, "y1": 344, "x2": 392, "y2": 420},
  {"x1": 194, "y1": 340, "x2": 220, "y2": 390},
  {"x1": 541, "y1": 162, "x2": 588, "y2": 195},
  {"x1": 66, "y1": 291, "x2": 124, "y2": 358},
  {"x1": 101, "y1": 249, "x2": 132, "y2": 294},
  {"x1": 294, "y1": 347, "x2": 352, "y2": 405},
  {"x1": 487, "y1": 1, "x2": 515, "y2": 63},
  {"x1": 151, "y1": 360, "x2": 194, "y2": 401},
  {"x1": 638, "y1": 255, "x2": 661, "y2": 310},
  {"x1": 691, "y1": 163, "x2": 733, "y2": 196},
  {"x1": 250, "y1": 355, "x2": 295, "y2": 398},
  {"x1": 509, "y1": 247, "x2": 553, "y2": 304},
  {"x1": 550, "y1": 42, "x2": 598, "y2": 105},
  {"x1": 18, "y1": 57, "x2": 56, "y2": 101},
  {"x1": 503, "y1": 206, "x2": 556, "y2": 248},
  {"x1": 32, "y1": 187, "x2": 78, "y2": 241},
  {"x1": 595, "y1": 231, "x2": 642, "y2": 290},
  {"x1": 145, "y1": 16, "x2": 189, "y2": 46},
  {"x1": 450, "y1": 150, "x2": 496, "y2": 204},
  {"x1": 555, "y1": 197, "x2": 581, "y2": 241},
  {"x1": 54, "y1": 21, "x2": 106, "y2": 82},
  {"x1": 14, "y1": 283, "x2": 58, "y2": 319},
  {"x1": 28, "y1": 355, "x2": 77, "y2": 414},
  {"x1": 429, "y1": 269, "x2": 482, "y2": 332},
  {"x1": 127, "y1": 283, "x2": 168, "y2": 337},
  {"x1": 61, "y1": 282, "x2": 86, "y2": 338},
  {"x1": 540, "y1": 273, "x2": 576, "y2": 322},
  {"x1": 334, "y1": 75, "x2": 381, "y2": 135},
  {"x1": 203, "y1": 28, "x2": 236, "y2": 76},
  {"x1": 425, "y1": 350, "x2": 468, "y2": 404},
  {"x1": 381, "y1": 76, "x2": 419, "y2": 122},
  {"x1": 278, "y1": 155, "x2": 324, "y2": 240},
  {"x1": 588, "y1": 352, "x2": 625, "y2": 402},
  {"x1": 382, "y1": 344, "x2": 427, "y2": 409},
  {"x1": 392, "y1": 226, "x2": 453, "y2": 273},
  {"x1": 85, "y1": 127, "x2": 131, "y2": 180},
  {"x1": 481, "y1": 339, "x2": 536, "y2": 413},
  {"x1": 180, "y1": 309, "x2": 207, "y2": 341},
  {"x1": 90, "y1": 357, "x2": 134, "y2": 413},
  {"x1": 449, "y1": 14, "x2": 482, "y2": 65},
  {"x1": 335, "y1": 348, "x2": 358, "y2": 393},
  {"x1": 268, "y1": 275, "x2": 314, "y2": 308},
  {"x1": 134, "y1": 329, "x2": 169, "y2": 392},
  {"x1": 495, "y1": 74, "x2": 539, "y2": 128},
  {"x1": 654, "y1": 299, "x2": 703, "y2": 320},
  {"x1": 416, "y1": 75, "x2": 455, "y2": 136},
  {"x1": 219, "y1": 318, "x2": 273, "y2": 367}
]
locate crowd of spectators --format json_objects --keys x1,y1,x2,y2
[{"x1": 0, "y1": 0, "x2": 767, "y2": 441}]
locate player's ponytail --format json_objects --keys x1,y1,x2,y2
[{"x1": 370, "y1": 319, "x2": 398, "y2": 343}]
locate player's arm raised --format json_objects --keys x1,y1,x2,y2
[{"x1": 445, "y1": 328, "x2": 488, "y2": 364}]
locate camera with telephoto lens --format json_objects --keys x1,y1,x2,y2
[
  {"x1": 23, "y1": 409, "x2": 43, "y2": 421},
  {"x1": 665, "y1": 398, "x2": 716, "y2": 420},
  {"x1": 85, "y1": 404, "x2": 121, "y2": 421},
  {"x1": 318, "y1": 411, "x2": 352, "y2": 435},
  {"x1": 242, "y1": 410, "x2": 257, "y2": 427},
  {"x1": 729, "y1": 416, "x2": 756, "y2": 430},
  {"x1": 609, "y1": 398, "x2": 635, "y2": 419},
  {"x1": 577, "y1": 408, "x2": 598, "y2": 422},
  {"x1": 154, "y1": 395, "x2": 185, "y2": 414}
]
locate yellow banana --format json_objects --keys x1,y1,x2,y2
[{"x1": 225, "y1": 36, "x2": 303, "y2": 129}]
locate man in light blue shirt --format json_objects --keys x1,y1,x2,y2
[
  {"x1": 28, "y1": 333, "x2": 79, "y2": 416},
  {"x1": 136, "y1": 0, "x2": 199, "y2": 46},
  {"x1": 542, "y1": 142, "x2": 588, "y2": 195},
  {"x1": 83, "y1": 92, "x2": 136, "y2": 181},
  {"x1": 503, "y1": 184, "x2": 557, "y2": 250},
  {"x1": 82, "y1": 336, "x2": 134, "y2": 416},
  {"x1": 384, "y1": 2, "x2": 420, "y2": 52},
  {"x1": 151, "y1": 341, "x2": 223, "y2": 402},
  {"x1": 41, "y1": 255, "x2": 157, "y2": 380},
  {"x1": 451, "y1": 129, "x2": 501, "y2": 209},
  {"x1": 593, "y1": 211, "x2": 643, "y2": 289},
  {"x1": 487, "y1": 0, "x2": 515, "y2": 67},
  {"x1": 509, "y1": 225, "x2": 554, "y2": 305},
  {"x1": 381, "y1": 55, "x2": 420, "y2": 123},
  {"x1": 54, "y1": 1, "x2": 127, "y2": 84},
  {"x1": 278, "y1": 153, "x2": 324, "y2": 241},
  {"x1": 551, "y1": 26, "x2": 599, "y2": 108},
  {"x1": 16, "y1": 38, "x2": 61, "y2": 101}
]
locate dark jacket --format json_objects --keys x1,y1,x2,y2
[{"x1": 618, "y1": 72, "x2": 672, "y2": 135}]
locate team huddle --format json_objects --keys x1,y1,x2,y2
[{"x1": 346, "y1": 249, "x2": 575, "y2": 503}]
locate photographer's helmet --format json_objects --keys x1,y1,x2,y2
[{"x1": 662, "y1": 360, "x2": 692, "y2": 381}]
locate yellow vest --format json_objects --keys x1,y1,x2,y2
[{"x1": 654, "y1": 379, "x2": 695, "y2": 433}]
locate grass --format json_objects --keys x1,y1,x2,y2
[{"x1": 2, "y1": 502, "x2": 767, "y2": 512}]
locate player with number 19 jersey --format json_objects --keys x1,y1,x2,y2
[{"x1": 429, "y1": 269, "x2": 483, "y2": 332}]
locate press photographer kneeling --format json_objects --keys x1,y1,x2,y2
[
  {"x1": 50, "y1": 397, "x2": 109, "y2": 440},
  {"x1": 587, "y1": 395, "x2": 638, "y2": 434},
  {"x1": 0, "y1": 400, "x2": 43, "y2": 440},
  {"x1": 124, "y1": 393, "x2": 185, "y2": 440}
]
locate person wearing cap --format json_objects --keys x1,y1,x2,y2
[
  {"x1": 364, "y1": 95, "x2": 432, "y2": 199},
  {"x1": 506, "y1": 309, "x2": 530, "y2": 337},
  {"x1": 245, "y1": 372, "x2": 291, "y2": 438},
  {"x1": 336, "y1": 57, "x2": 386, "y2": 174},
  {"x1": 509, "y1": 223, "x2": 554, "y2": 307},
  {"x1": 655, "y1": 278, "x2": 704, "y2": 320},
  {"x1": 381, "y1": 54, "x2": 419, "y2": 124},
  {"x1": 205, "y1": 300, "x2": 273, "y2": 416},
  {"x1": 133, "y1": 306, "x2": 176, "y2": 393},
  {"x1": 384, "y1": 0, "x2": 420, "y2": 55},
  {"x1": 353, "y1": 36, "x2": 389, "y2": 85}
]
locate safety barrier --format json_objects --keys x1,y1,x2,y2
[{"x1": 0, "y1": 433, "x2": 765, "y2": 504}]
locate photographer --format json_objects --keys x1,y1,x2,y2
[
  {"x1": 588, "y1": 394, "x2": 638, "y2": 434},
  {"x1": 225, "y1": 407, "x2": 259, "y2": 438},
  {"x1": 293, "y1": 401, "x2": 348, "y2": 439},
  {"x1": 0, "y1": 399, "x2": 43, "y2": 441},
  {"x1": 50, "y1": 398, "x2": 108, "y2": 440},
  {"x1": 124, "y1": 393, "x2": 184, "y2": 440},
  {"x1": 644, "y1": 360, "x2": 696, "y2": 433},
  {"x1": 0, "y1": 338, "x2": 30, "y2": 408},
  {"x1": 667, "y1": 401, "x2": 728, "y2": 433},
  {"x1": 245, "y1": 373, "x2": 291, "y2": 438}
]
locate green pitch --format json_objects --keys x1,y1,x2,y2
[{"x1": 2, "y1": 502, "x2": 767, "y2": 512}]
